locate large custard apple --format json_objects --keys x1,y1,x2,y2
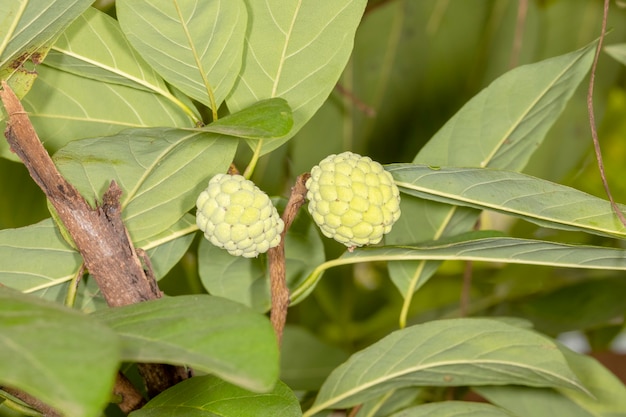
[
  {"x1": 306, "y1": 151, "x2": 401, "y2": 248},
  {"x1": 196, "y1": 174, "x2": 284, "y2": 258}
]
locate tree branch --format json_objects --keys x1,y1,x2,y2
[{"x1": 268, "y1": 173, "x2": 310, "y2": 346}]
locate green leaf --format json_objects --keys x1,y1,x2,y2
[
  {"x1": 605, "y1": 43, "x2": 626, "y2": 66},
  {"x1": 53, "y1": 127, "x2": 237, "y2": 245},
  {"x1": 388, "y1": 164, "x2": 626, "y2": 239},
  {"x1": 0, "y1": 219, "x2": 81, "y2": 294},
  {"x1": 0, "y1": 0, "x2": 92, "y2": 98},
  {"x1": 92, "y1": 294, "x2": 279, "y2": 392},
  {"x1": 143, "y1": 214, "x2": 196, "y2": 279},
  {"x1": 116, "y1": 0, "x2": 247, "y2": 111},
  {"x1": 199, "y1": 197, "x2": 325, "y2": 312},
  {"x1": 0, "y1": 287, "x2": 119, "y2": 417},
  {"x1": 45, "y1": 6, "x2": 199, "y2": 121},
  {"x1": 281, "y1": 325, "x2": 350, "y2": 391},
  {"x1": 388, "y1": 402, "x2": 517, "y2": 417},
  {"x1": 291, "y1": 236, "x2": 626, "y2": 305},
  {"x1": 202, "y1": 98, "x2": 293, "y2": 140},
  {"x1": 385, "y1": 40, "x2": 597, "y2": 308},
  {"x1": 475, "y1": 346, "x2": 626, "y2": 416},
  {"x1": 130, "y1": 375, "x2": 301, "y2": 417},
  {"x1": 226, "y1": 0, "x2": 367, "y2": 154},
  {"x1": 304, "y1": 318, "x2": 585, "y2": 416},
  {"x1": 1, "y1": 64, "x2": 194, "y2": 161}
]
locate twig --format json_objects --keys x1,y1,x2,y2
[
  {"x1": 268, "y1": 173, "x2": 311, "y2": 346},
  {"x1": 587, "y1": 0, "x2": 626, "y2": 227}
]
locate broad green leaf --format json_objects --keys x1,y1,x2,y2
[
  {"x1": 605, "y1": 43, "x2": 626, "y2": 66},
  {"x1": 92, "y1": 295, "x2": 279, "y2": 392},
  {"x1": 226, "y1": 0, "x2": 367, "y2": 154},
  {"x1": 1, "y1": 64, "x2": 194, "y2": 161},
  {"x1": 44, "y1": 6, "x2": 199, "y2": 122},
  {"x1": 0, "y1": 0, "x2": 92, "y2": 97},
  {"x1": 53, "y1": 127, "x2": 237, "y2": 245},
  {"x1": 388, "y1": 164, "x2": 626, "y2": 239},
  {"x1": 290, "y1": 236, "x2": 626, "y2": 305},
  {"x1": 304, "y1": 318, "x2": 584, "y2": 416},
  {"x1": 199, "y1": 198, "x2": 325, "y2": 312},
  {"x1": 116, "y1": 0, "x2": 247, "y2": 111},
  {"x1": 476, "y1": 346, "x2": 626, "y2": 416},
  {"x1": 130, "y1": 375, "x2": 301, "y2": 417},
  {"x1": 0, "y1": 219, "x2": 81, "y2": 294},
  {"x1": 0, "y1": 287, "x2": 119, "y2": 417},
  {"x1": 281, "y1": 325, "x2": 350, "y2": 391},
  {"x1": 202, "y1": 98, "x2": 293, "y2": 140},
  {"x1": 388, "y1": 401, "x2": 517, "y2": 417},
  {"x1": 143, "y1": 214, "x2": 196, "y2": 279},
  {"x1": 386, "y1": 41, "x2": 597, "y2": 311}
]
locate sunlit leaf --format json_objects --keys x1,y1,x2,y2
[
  {"x1": 305, "y1": 318, "x2": 584, "y2": 416},
  {"x1": 0, "y1": 287, "x2": 119, "y2": 417},
  {"x1": 45, "y1": 6, "x2": 198, "y2": 121},
  {"x1": 226, "y1": 0, "x2": 367, "y2": 154},
  {"x1": 93, "y1": 295, "x2": 279, "y2": 392},
  {"x1": 388, "y1": 164, "x2": 626, "y2": 239},
  {"x1": 0, "y1": 0, "x2": 92, "y2": 97},
  {"x1": 0, "y1": 219, "x2": 81, "y2": 294},
  {"x1": 1, "y1": 64, "x2": 194, "y2": 161},
  {"x1": 53, "y1": 127, "x2": 236, "y2": 244},
  {"x1": 385, "y1": 40, "x2": 597, "y2": 307},
  {"x1": 116, "y1": 0, "x2": 247, "y2": 111}
]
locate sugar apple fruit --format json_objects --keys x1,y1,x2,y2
[
  {"x1": 196, "y1": 174, "x2": 284, "y2": 258},
  {"x1": 306, "y1": 151, "x2": 401, "y2": 248}
]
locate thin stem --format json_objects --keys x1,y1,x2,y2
[
  {"x1": 268, "y1": 173, "x2": 310, "y2": 346},
  {"x1": 243, "y1": 139, "x2": 264, "y2": 180},
  {"x1": 587, "y1": 0, "x2": 626, "y2": 227},
  {"x1": 509, "y1": 0, "x2": 529, "y2": 69}
]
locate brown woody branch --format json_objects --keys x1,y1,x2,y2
[
  {"x1": 0, "y1": 81, "x2": 186, "y2": 412},
  {"x1": 268, "y1": 173, "x2": 310, "y2": 346}
]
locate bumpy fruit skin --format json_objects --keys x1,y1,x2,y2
[
  {"x1": 306, "y1": 151, "x2": 401, "y2": 248},
  {"x1": 196, "y1": 174, "x2": 284, "y2": 258}
]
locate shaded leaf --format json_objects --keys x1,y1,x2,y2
[
  {"x1": 291, "y1": 235, "x2": 626, "y2": 304},
  {"x1": 281, "y1": 325, "x2": 350, "y2": 391},
  {"x1": 475, "y1": 344, "x2": 626, "y2": 417},
  {"x1": 116, "y1": 0, "x2": 247, "y2": 110},
  {"x1": 304, "y1": 318, "x2": 584, "y2": 415},
  {"x1": 385, "y1": 40, "x2": 597, "y2": 306},
  {"x1": 388, "y1": 164, "x2": 626, "y2": 239},
  {"x1": 143, "y1": 214, "x2": 196, "y2": 279},
  {"x1": 93, "y1": 295, "x2": 279, "y2": 392},
  {"x1": 0, "y1": 0, "x2": 92, "y2": 97},
  {"x1": 605, "y1": 43, "x2": 626, "y2": 66},
  {"x1": 0, "y1": 287, "x2": 119, "y2": 417},
  {"x1": 389, "y1": 401, "x2": 517, "y2": 417},
  {"x1": 130, "y1": 375, "x2": 301, "y2": 417},
  {"x1": 53, "y1": 127, "x2": 237, "y2": 245},
  {"x1": 226, "y1": 0, "x2": 366, "y2": 154}
]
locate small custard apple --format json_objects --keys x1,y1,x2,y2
[
  {"x1": 306, "y1": 151, "x2": 401, "y2": 248},
  {"x1": 196, "y1": 174, "x2": 284, "y2": 258}
]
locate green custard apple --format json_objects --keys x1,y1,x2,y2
[
  {"x1": 196, "y1": 174, "x2": 284, "y2": 258},
  {"x1": 306, "y1": 151, "x2": 401, "y2": 248}
]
